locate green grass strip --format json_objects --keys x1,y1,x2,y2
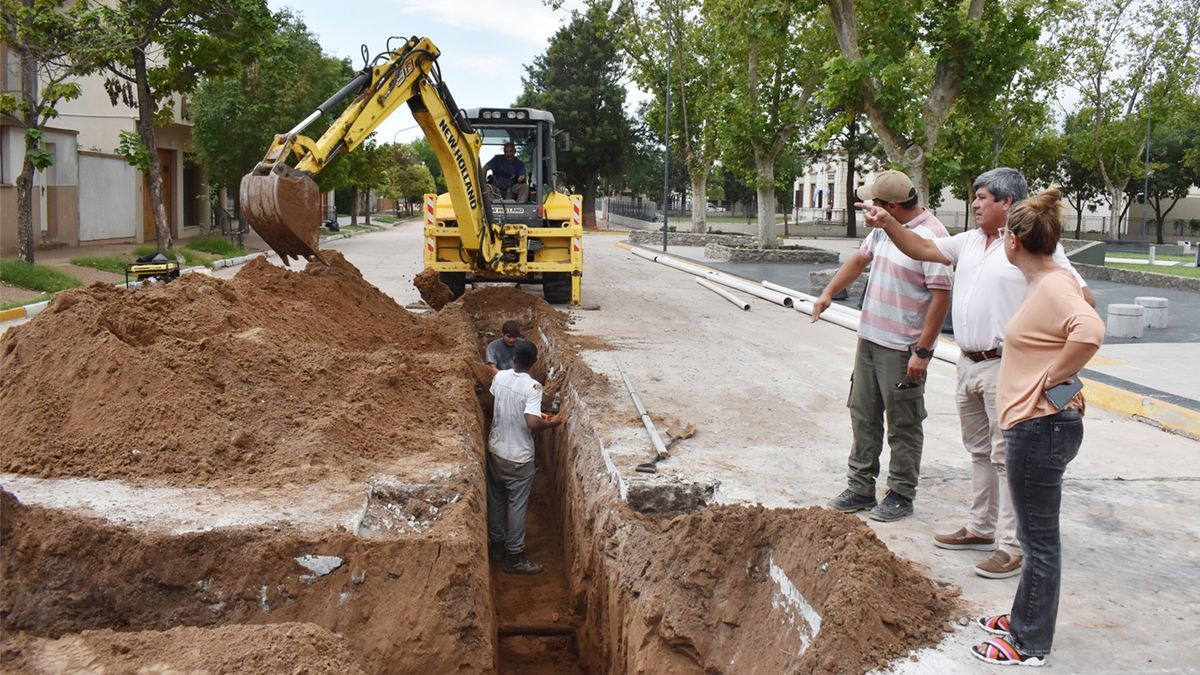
[
  {"x1": 1110, "y1": 263, "x2": 1200, "y2": 278},
  {"x1": 186, "y1": 234, "x2": 248, "y2": 257},
  {"x1": 0, "y1": 259, "x2": 83, "y2": 293},
  {"x1": 1, "y1": 294, "x2": 52, "y2": 311},
  {"x1": 70, "y1": 255, "x2": 130, "y2": 275}
]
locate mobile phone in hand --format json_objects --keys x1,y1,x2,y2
[{"x1": 1044, "y1": 376, "x2": 1083, "y2": 410}]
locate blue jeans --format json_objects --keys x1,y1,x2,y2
[{"x1": 1004, "y1": 409, "x2": 1083, "y2": 657}]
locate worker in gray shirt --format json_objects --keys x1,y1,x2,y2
[{"x1": 486, "y1": 320, "x2": 531, "y2": 375}]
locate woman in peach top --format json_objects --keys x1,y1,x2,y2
[{"x1": 971, "y1": 188, "x2": 1105, "y2": 668}]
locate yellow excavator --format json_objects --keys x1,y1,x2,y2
[{"x1": 240, "y1": 36, "x2": 583, "y2": 304}]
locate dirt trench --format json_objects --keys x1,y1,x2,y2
[{"x1": 0, "y1": 257, "x2": 957, "y2": 674}]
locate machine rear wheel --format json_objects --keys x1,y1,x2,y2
[
  {"x1": 542, "y1": 272, "x2": 571, "y2": 304},
  {"x1": 439, "y1": 272, "x2": 466, "y2": 299}
]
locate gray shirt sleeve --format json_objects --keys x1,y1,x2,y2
[{"x1": 485, "y1": 339, "x2": 503, "y2": 365}]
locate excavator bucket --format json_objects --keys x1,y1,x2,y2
[{"x1": 239, "y1": 162, "x2": 323, "y2": 264}]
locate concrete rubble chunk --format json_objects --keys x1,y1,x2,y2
[
  {"x1": 625, "y1": 475, "x2": 719, "y2": 515},
  {"x1": 295, "y1": 554, "x2": 344, "y2": 577}
]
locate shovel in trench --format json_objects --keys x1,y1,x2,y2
[{"x1": 634, "y1": 418, "x2": 695, "y2": 474}]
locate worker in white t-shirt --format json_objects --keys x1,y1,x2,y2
[
  {"x1": 487, "y1": 340, "x2": 563, "y2": 574},
  {"x1": 862, "y1": 167, "x2": 1095, "y2": 581}
]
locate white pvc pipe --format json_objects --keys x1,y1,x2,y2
[
  {"x1": 793, "y1": 298, "x2": 860, "y2": 331},
  {"x1": 762, "y1": 280, "x2": 857, "y2": 318},
  {"x1": 630, "y1": 246, "x2": 793, "y2": 308},
  {"x1": 696, "y1": 277, "x2": 750, "y2": 310},
  {"x1": 702, "y1": 271, "x2": 794, "y2": 308},
  {"x1": 630, "y1": 245, "x2": 962, "y2": 365},
  {"x1": 630, "y1": 246, "x2": 712, "y2": 277},
  {"x1": 760, "y1": 279, "x2": 961, "y2": 365}
]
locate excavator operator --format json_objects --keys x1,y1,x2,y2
[{"x1": 484, "y1": 142, "x2": 528, "y2": 202}]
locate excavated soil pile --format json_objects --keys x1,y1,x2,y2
[
  {"x1": 1, "y1": 623, "x2": 363, "y2": 674},
  {"x1": 0, "y1": 253, "x2": 482, "y2": 488},
  {"x1": 413, "y1": 268, "x2": 455, "y2": 310},
  {"x1": 0, "y1": 254, "x2": 497, "y2": 674},
  {"x1": 604, "y1": 505, "x2": 958, "y2": 673},
  {"x1": 0, "y1": 489, "x2": 490, "y2": 673},
  {"x1": 0, "y1": 253, "x2": 957, "y2": 674}
]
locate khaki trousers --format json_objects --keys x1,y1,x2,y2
[
  {"x1": 956, "y1": 356, "x2": 1021, "y2": 556},
  {"x1": 846, "y1": 339, "x2": 927, "y2": 501}
]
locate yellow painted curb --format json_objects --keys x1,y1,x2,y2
[
  {"x1": 0, "y1": 306, "x2": 28, "y2": 322},
  {"x1": 1081, "y1": 376, "x2": 1200, "y2": 440}
]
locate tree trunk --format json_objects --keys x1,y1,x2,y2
[
  {"x1": 690, "y1": 173, "x2": 708, "y2": 234},
  {"x1": 1107, "y1": 184, "x2": 1124, "y2": 240},
  {"x1": 1071, "y1": 196, "x2": 1083, "y2": 240},
  {"x1": 16, "y1": 158, "x2": 36, "y2": 265},
  {"x1": 907, "y1": 158, "x2": 929, "y2": 209},
  {"x1": 844, "y1": 140, "x2": 857, "y2": 239},
  {"x1": 753, "y1": 153, "x2": 777, "y2": 246},
  {"x1": 17, "y1": 40, "x2": 37, "y2": 264},
  {"x1": 364, "y1": 189, "x2": 371, "y2": 225},
  {"x1": 349, "y1": 187, "x2": 358, "y2": 225},
  {"x1": 133, "y1": 47, "x2": 171, "y2": 252},
  {"x1": 581, "y1": 173, "x2": 598, "y2": 229},
  {"x1": 963, "y1": 178, "x2": 975, "y2": 230}
]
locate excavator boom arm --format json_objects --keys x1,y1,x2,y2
[{"x1": 240, "y1": 37, "x2": 492, "y2": 263}]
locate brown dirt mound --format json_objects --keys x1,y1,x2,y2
[
  {"x1": 622, "y1": 505, "x2": 958, "y2": 673},
  {"x1": 0, "y1": 623, "x2": 364, "y2": 674},
  {"x1": 413, "y1": 268, "x2": 454, "y2": 310},
  {"x1": 0, "y1": 253, "x2": 482, "y2": 487}
]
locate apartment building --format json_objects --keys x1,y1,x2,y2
[{"x1": 0, "y1": 43, "x2": 209, "y2": 256}]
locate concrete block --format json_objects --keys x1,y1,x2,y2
[
  {"x1": 1107, "y1": 303, "x2": 1144, "y2": 338},
  {"x1": 625, "y1": 475, "x2": 719, "y2": 515},
  {"x1": 1134, "y1": 296, "x2": 1169, "y2": 329}
]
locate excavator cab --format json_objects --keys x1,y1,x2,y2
[
  {"x1": 471, "y1": 108, "x2": 557, "y2": 227},
  {"x1": 425, "y1": 107, "x2": 583, "y2": 305}
]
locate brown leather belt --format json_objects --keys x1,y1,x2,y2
[{"x1": 963, "y1": 349, "x2": 1001, "y2": 363}]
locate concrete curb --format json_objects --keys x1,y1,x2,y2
[
  {"x1": 621, "y1": 238, "x2": 1200, "y2": 441},
  {"x1": 211, "y1": 251, "x2": 271, "y2": 269},
  {"x1": 1080, "y1": 376, "x2": 1200, "y2": 440}
]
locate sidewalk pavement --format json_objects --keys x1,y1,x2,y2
[{"x1": 642, "y1": 238, "x2": 1200, "y2": 439}]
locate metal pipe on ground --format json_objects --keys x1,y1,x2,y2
[
  {"x1": 613, "y1": 355, "x2": 670, "y2": 473},
  {"x1": 695, "y1": 277, "x2": 751, "y2": 311}
]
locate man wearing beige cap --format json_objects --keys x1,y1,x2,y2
[
  {"x1": 814, "y1": 170, "x2": 952, "y2": 522},
  {"x1": 860, "y1": 167, "x2": 1094, "y2": 579}
]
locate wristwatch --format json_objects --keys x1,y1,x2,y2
[{"x1": 912, "y1": 346, "x2": 934, "y2": 359}]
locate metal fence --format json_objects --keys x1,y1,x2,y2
[
  {"x1": 793, "y1": 206, "x2": 1129, "y2": 235},
  {"x1": 212, "y1": 203, "x2": 246, "y2": 248},
  {"x1": 606, "y1": 196, "x2": 657, "y2": 222}
]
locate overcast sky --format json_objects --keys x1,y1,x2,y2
[{"x1": 266, "y1": 0, "x2": 585, "y2": 144}]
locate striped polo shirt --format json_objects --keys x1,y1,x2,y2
[{"x1": 856, "y1": 210, "x2": 953, "y2": 351}]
